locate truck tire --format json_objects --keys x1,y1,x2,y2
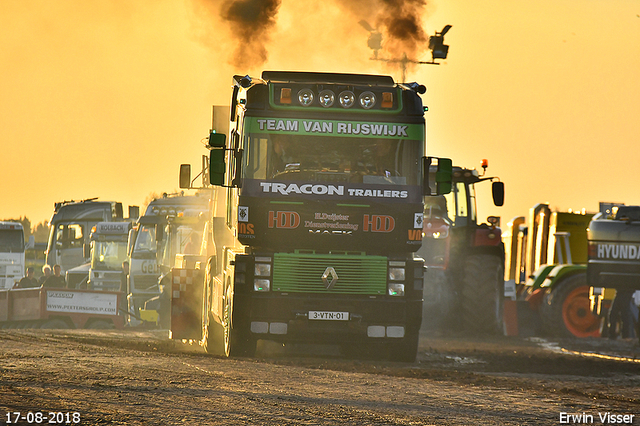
[
  {"x1": 388, "y1": 329, "x2": 419, "y2": 362},
  {"x1": 202, "y1": 313, "x2": 224, "y2": 355},
  {"x1": 460, "y1": 254, "x2": 504, "y2": 334},
  {"x1": 223, "y1": 283, "x2": 256, "y2": 358},
  {"x1": 541, "y1": 273, "x2": 600, "y2": 338}
]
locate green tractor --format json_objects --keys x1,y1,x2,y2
[{"x1": 504, "y1": 204, "x2": 601, "y2": 338}]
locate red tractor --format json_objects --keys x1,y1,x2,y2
[{"x1": 419, "y1": 160, "x2": 505, "y2": 334}]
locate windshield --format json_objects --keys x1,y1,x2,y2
[
  {"x1": 158, "y1": 225, "x2": 199, "y2": 268},
  {"x1": 243, "y1": 134, "x2": 422, "y2": 186},
  {"x1": 0, "y1": 229, "x2": 24, "y2": 252},
  {"x1": 133, "y1": 224, "x2": 157, "y2": 254},
  {"x1": 91, "y1": 240, "x2": 128, "y2": 271},
  {"x1": 444, "y1": 182, "x2": 477, "y2": 226}
]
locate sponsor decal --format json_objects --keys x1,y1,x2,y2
[
  {"x1": 250, "y1": 117, "x2": 422, "y2": 139},
  {"x1": 363, "y1": 215, "x2": 395, "y2": 233},
  {"x1": 268, "y1": 211, "x2": 300, "y2": 229},
  {"x1": 238, "y1": 206, "x2": 249, "y2": 222},
  {"x1": 139, "y1": 260, "x2": 158, "y2": 274},
  {"x1": 408, "y1": 229, "x2": 422, "y2": 241},
  {"x1": 46, "y1": 291, "x2": 118, "y2": 315},
  {"x1": 239, "y1": 223, "x2": 254, "y2": 235},
  {"x1": 315, "y1": 213, "x2": 350, "y2": 221},
  {"x1": 256, "y1": 181, "x2": 411, "y2": 200},
  {"x1": 305, "y1": 212, "x2": 359, "y2": 234},
  {"x1": 597, "y1": 243, "x2": 640, "y2": 260},
  {"x1": 414, "y1": 213, "x2": 423, "y2": 229},
  {"x1": 97, "y1": 222, "x2": 129, "y2": 233}
]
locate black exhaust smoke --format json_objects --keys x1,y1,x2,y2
[{"x1": 194, "y1": 0, "x2": 430, "y2": 69}]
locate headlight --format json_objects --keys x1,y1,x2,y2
[
  {"x1": 254, "y1": 279, "x2": 270, "y2": 292},
  {"x1": 318, "y1": 90, "x2": 335, "y2": 107},
  {"x1": 338, "y1": 91, "x2": 355, "y2": 108},
  {"x1": 359, "y1": 91, "x2": 376, "y2": 109},
  {"x1": 388, "y1": 283, "x2": 405, "y2": 296},
  {"x1": 254, "y1": 263, "x2": 271, "y2": 277},
  {"x1": 388, "y1": 267, "x2": 405, "y2": 281},
  {"x1": 297, "y1": 89, "x2": 314, "y2": 106}
]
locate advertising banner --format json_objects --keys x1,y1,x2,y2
[{"x1": 46, "y1": 291, "x2": 118, "y2": 316}]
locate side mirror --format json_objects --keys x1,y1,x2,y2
[
  {"x1": 209, "y1": 132, "x2": 227, "y2": 186},
  {"x1": 492, "y1": 181, "x2": 505, "y2": 207},
  {"x1": 179, "y1": 164, "x2": 191, "y2": 189},
  {"x1": 423, "y1": 157, "x2": 452, "y2": 195},
  {"x1": 435, "y1": 158, "x2": 452, "y2": 195}
]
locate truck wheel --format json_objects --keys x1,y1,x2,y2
[
  {"x1": 40, "y1": 319, "x2": 71, "y2": 329},
  {"x1": 460, "y1": 254, "x2": 504, "y2": 334},
  {"x1": 388, "y1": 329, "x2": 419, "y2": 362},
  {"x1": 202, "y1": 313, "x2": 224, "y2": 355},
  {"x1": 541, "y1": 273, "x2": 600, "y2": 338},
  {"x1": 223, "y1": 284, "x2": 256, "y2": 358}
]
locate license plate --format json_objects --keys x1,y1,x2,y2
[{"x1": 308, "y1": 311, "x2": 349, "y2": 321}]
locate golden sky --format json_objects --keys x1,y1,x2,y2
[{"x1": 2, "y1": 0, "x2": 639, "y2": 228}]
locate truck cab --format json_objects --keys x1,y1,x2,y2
[
  {"x1": 46, "y1": 199, "x2": 132, "y2": 273},
  {"x1": 178, "y1": 71, "x2": 452, "y2": 361},
  {"x1": 87, "y1": 222, "x2": 132, "y2": 292}
]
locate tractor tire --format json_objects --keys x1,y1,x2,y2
[
  {"x1": 460, "y1": 254, "x2": 504, "y2": 334},
  {"x1": 541, "y1": 273, "x2": 600, "y2": 338}
]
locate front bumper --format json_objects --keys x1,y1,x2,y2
[{"x1": 237, "y1": 292, "x2": 422, "y2": 344}]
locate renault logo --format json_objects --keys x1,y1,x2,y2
[{"x1": 322, "y1": 267, "x2": 338, "y2": 290}]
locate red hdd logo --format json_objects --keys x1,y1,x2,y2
[
  {"x1": 268, "y1": 211, "x2": 300, "y2": 229},
  {"x1": 363, "y1": 215, "x2": 395, "y2": 233}
]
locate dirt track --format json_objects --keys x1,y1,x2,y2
[{"x1": 1, "y1": 329, "x2": 639, "y2": 425}]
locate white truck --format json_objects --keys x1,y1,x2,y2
[
  {"x1": 0, "y1": 222, "x2": 34, "y2": 290},
  {"x1": 45, "y1": 198, "x2": 138, "y2": 274}
]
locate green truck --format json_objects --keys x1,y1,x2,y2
[{"x1": 174, "y1": 71, "x2": 451, "y2": 362}]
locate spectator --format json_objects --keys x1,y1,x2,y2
[
  {"x1": 16, "y1": 267, "x2": 39, "y2": 288},
  {"x1": 42, "y1": 264, "x2": 66, "y2": 288},
  {"x1": 38, "y1": 265, "x2": 51, "y2": 286}
]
